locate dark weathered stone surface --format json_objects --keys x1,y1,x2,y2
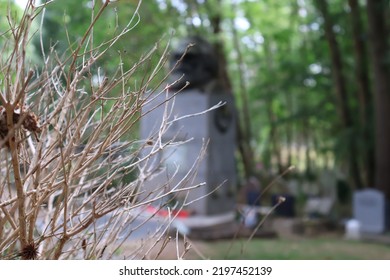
[{"x1": 168, "y1": 36, "x2": 218, "y2": 90}]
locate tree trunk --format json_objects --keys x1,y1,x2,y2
[
  {"x1": 208, "y1": 2, "x2": 255, "y2": 179},
  {"x1": 366, "y1": 1, "x2": 390, "y2": 199},
  {"x1": 268, "y1": 103, "x2": 283, "y2": 173},
  {"x1": 209, "y1": 8, "x2": 232, "y2": 93},
  {"x1": 230, "y1": 3, "x2": 255, "y2": 178},
  {"x1": 316, "y1": 0, "x2": 363, "y2": 189},
  {"x1": 348, "y1": 0, "x2": 375, "y2": 187}
]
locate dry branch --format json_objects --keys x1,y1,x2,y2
[{"x1": 0, "y1": 0, "x2": 214, "y2": 260}]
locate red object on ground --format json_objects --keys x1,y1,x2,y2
[{"x1": 146, "y1": 205, "x2": 190, "y2": 218}]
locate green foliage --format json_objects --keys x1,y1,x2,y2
[
  {"x1": 0, "y1": 0, "x2": 20, "y2": 32},
  {"x1": 1, "y1": 1, "x2": 40, "y2": 82},
  {"x1": 10, "y1": 0, "x2": 384, "y2": 187}
]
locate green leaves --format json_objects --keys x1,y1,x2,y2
[{"x1": 22, "y1": 0, "x2": 383, "y2": 183}]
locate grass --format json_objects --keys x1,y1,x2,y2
[{"x1": 205, "y1": 237, "x2": 390, "y2": 260}]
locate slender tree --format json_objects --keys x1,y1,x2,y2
[
  {"x1": 315, "y1": 0, "x2": 363, "y2": 189},
  {"x1": 348, "y1": 0, "x2": 374, "y2": 187},
  {"x1": 205, "y1": 0, "x2": 255, "y2": 179},
  {"x1": 366, "y1": 0, "x2": 390, "y2": 199}
]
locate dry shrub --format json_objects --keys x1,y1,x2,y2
[{"x1": 0, "y1": 0, "x2": 210, "y2": 259}]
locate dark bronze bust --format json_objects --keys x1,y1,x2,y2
[{"x1": 168, "y1": 36, "x2": 219, "y2": 90}]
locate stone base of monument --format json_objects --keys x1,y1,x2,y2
[{"x1": 171, "y1": 212, "x2": 277, "y2": 240}]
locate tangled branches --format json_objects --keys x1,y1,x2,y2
[{"x1": 0, "y1": 0, "x2": 208, "y2": 260}]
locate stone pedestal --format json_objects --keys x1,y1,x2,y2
[{"x1": 140, "y1": 88, "x2": 236, "y2": 216}]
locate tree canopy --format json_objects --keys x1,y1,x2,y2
[{"x1": 4, "y1": 0, "x2": 390, "y2": 198}]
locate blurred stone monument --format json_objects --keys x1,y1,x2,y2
[
  {"x1": 353, "y1": 189, "x2": 389, "y2": 234},
  {"x1": 139, "y1": 36, "x2": 236, "y2": 230}
]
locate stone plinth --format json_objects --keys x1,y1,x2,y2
[{"x1": 140, "y1": 88, "x2": 236, "y2": 216}]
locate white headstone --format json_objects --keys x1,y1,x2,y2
[
  {"x1": 353, "y1": 189, "x2": 387, "y2": 234},
  {"x1": 304, "y1": 197, "x2": 334, "y2": 216},
  {"x1": 345, "y1": 219, "x2": 361, "y2": 240}
]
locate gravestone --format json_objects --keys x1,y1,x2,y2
[
  {"x1": 353, "y1": 189, "x2": 388, "y2": 234},
  {"x1": 271, "y1": 194, "x2": 295, "y2": 217},
  {"x1": 139, "y1": 36, "x2": 236, "y2": 217},
  {"x1": 304, "y1": 197, "x2": 334, "y2": 218}
]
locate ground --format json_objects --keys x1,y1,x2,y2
[{"x1": 116, "y1": 217, "x2": 390, "y2": 260}]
